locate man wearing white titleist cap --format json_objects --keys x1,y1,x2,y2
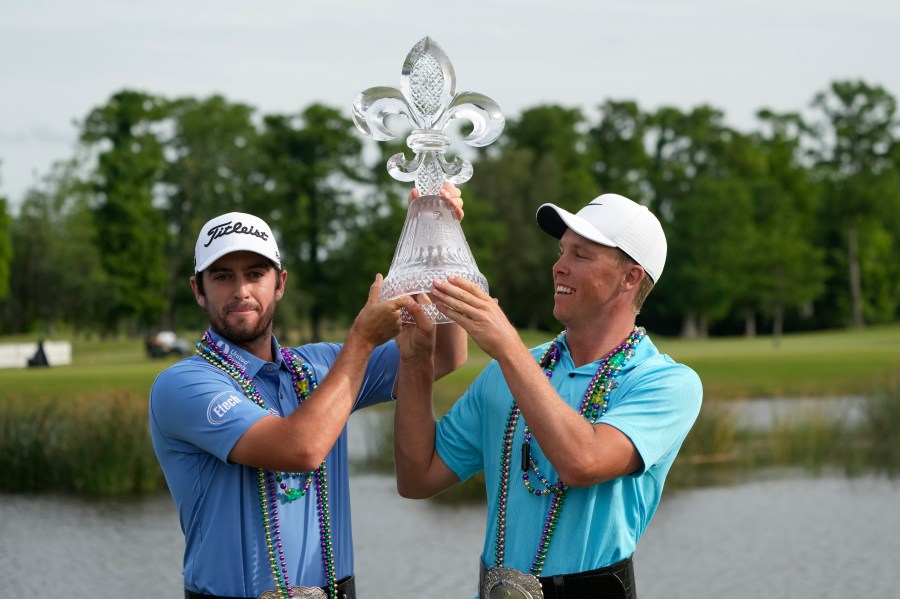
[
  {"x1": 393, "y1": 193, "x2": 702, "y2": 599},
  {"x1": 150, "y1": 185, "x2": 467, "y2": 599}
]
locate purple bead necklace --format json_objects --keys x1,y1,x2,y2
[
  {"x1": 197, "y1": 331, "x2": 337, "y2": 599},
  {"x1": 493, "y1": 326, "x2": 645, "y2": 575}
]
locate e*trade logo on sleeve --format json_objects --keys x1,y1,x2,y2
[{"x1": 207, "y1": 391, "x2": 243, "y2": 425}]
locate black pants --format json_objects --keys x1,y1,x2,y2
[{"x1": 538, "y1": 557, "x2": 635, "y2": 598}]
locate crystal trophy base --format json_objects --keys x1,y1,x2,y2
[
  {"x1": 380, "y1": 194, "x2": 488, "y2": 324},
  {"x1": 382, "y1": 269, "x2": 488, "y2": 324}
]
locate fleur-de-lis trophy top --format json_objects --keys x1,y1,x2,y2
[{"x1": 353, "y1": 37, "x2": 505, "y2": 323}]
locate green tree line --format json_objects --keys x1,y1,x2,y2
[{"x1": 1, "y1": 80, "x2": 899, "y2": 341}]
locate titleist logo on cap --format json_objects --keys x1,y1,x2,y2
[{"x1": 204, "y1": 220, "x2": 269, "y2": 248}]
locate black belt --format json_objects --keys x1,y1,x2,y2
[
  {"x1": 538, "y1": 557, "x2": 635, "y2": 599},
  {"x1": 480, "y1": 558, "x2": 635, "y2": 599},
  {"x1": 185, "y1": 575, "x2": 356, "y2": 599}
]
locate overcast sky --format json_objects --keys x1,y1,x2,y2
[{"x1": 1, "y1": 0, "x2": 898, "y2": 207}]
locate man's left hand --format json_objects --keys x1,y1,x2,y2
[{"x1": 429, "y1": 276, "x2": 517, "y2": 359}]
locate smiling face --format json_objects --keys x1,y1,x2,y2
[
  {"x1": 191, "y1": 251, "x2": 286, "y2": 350},
  {"x1": 552, "y1": 229, "x2": 636, "y2": 330}
]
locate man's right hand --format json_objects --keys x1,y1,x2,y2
[
  {"x1": 348, "y1": 274, "x2": 415, "y2": 349},
  {"x1": 396, "y1": 294, "x2": 437, "y2": 363}
]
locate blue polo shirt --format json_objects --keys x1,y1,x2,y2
[
  {"x1": 149, "y1": 330, "x2": 399, "y2": 596},
  {"x1": 435, "y1": 333, "x2": 702, "y2": 576}
]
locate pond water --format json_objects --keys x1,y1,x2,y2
[{"x1": 2, "y1": 405, "x2": 897, "y2": 598}]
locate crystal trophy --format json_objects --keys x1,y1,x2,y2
[{"x1": 353, "y1": 37, "x2": 505, "y2": 323}]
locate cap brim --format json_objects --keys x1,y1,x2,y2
[
  {"x1": 195, "y1": 247, "x2": 280, "y2": 273},
  {"x1": 536, "y1": 203, "x2": 618, "y2": 247}
]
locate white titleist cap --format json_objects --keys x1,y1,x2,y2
[
  {"x1": 194, "y1": 212, "x2": 281, "y2": 273},
  {"x1": 536, "y1": 193, "x2": 667, "y2": 283}
]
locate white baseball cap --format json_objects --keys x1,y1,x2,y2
[
  {"x1": 194, "y1": 212, "x2": 282, "y2": 273},
  {"x1": 536, "y1": 193, "x2": 667, "y2": 283}
]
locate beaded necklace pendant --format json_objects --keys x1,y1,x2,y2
[
  {"x1": 493, "y1": 326, "x2": 645, "y2": 576},
  {"x1": 196, "y1": 331, "x2": 338, "y2": 599}
]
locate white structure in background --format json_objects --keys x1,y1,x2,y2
[
  {"x1": 0, "y1": 341, "x2": 72, "y2": 369},
  {"x1": 145, "y1": 331, "x2": 190, "y2": 358}
]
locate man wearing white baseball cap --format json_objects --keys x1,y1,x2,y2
[
  {"x1": 392, "y1": 193, "x2": 702, "y2": 599},
  {"x1": 193, "y1": 212, "x2": 283, "y2": 274},
  {"x1": 150, "y1": 186, "x2": 468, "y2": 599}
]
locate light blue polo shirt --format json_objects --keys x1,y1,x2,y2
[
  {"x1": 435, "y1": 333, "x2": 702, "y2": 576},
  {"x1": 149, "y1": 330, "x2": 399, "y2": 596}
]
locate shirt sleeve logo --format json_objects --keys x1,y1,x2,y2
[{"x1": 207, "y1": 391, "x2": 243, "y2": 425}]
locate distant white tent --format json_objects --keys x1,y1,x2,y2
[{"x1": 0, "y1": 341, "x2": 72, "y2": 369}]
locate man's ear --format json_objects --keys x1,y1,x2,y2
[
  {"x1": 275, "y1": 268, "x2": 288, "y2": 301},
  {"x1": 622, "y1": 264, "x2": 645, "y2": 290},
  {"x1": 190, "y1": 274, "x2": 206, "y2": 307}
]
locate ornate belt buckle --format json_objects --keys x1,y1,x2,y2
[
  {"x1": 259, "y1": 588, "x2": 328, "y2": 599},
  {"x1": 481, "y1": 566, "x2": 544, "y2": 599}
]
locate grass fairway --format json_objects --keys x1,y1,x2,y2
[
  {"x1": 653, "y1": 324, "x2": 900, "y2": 400},
  {"x1": 426, "y1": 324, "x2": 900, "y2": 413},
  {"x1": 1, "y1": 324, "x2": 898, "y2": 403},
  {"x1": 1, "y1": 336, "x2": 183, "y2": 398}
]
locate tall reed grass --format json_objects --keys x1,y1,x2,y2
[
  {"x1": 864, "y1": 376, "x2": 900, "y2": 477},
  {"x1": 3, "y1": 384, "x2": 897, "y2": 499},
  {"x1": 355, "y1": 381, "x2": 900, "y2": 502},
  {"x1": 0, "y1": 390, "x2": 163, "y2": 496}
]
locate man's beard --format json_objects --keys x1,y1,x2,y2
[{"x1": 206, "y1": 300, "x2": 276, "y2": 346}]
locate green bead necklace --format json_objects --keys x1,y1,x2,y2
[
  {"x1": 493, "y1": 326, "x2": 644, "y2": 575},
  {"x1": 197, "y1": 332, "x2": 337, "y2": 599}
]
